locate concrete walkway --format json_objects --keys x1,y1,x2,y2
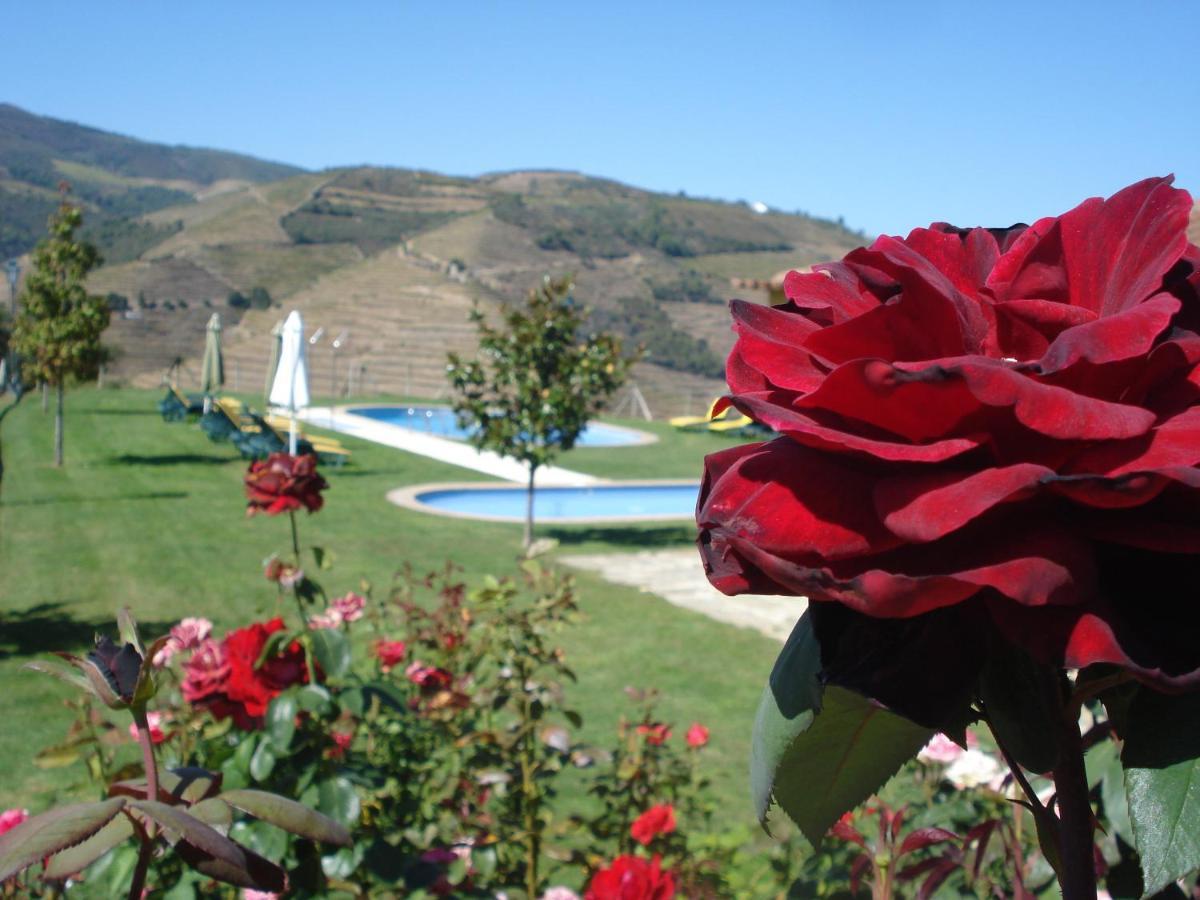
[
  {"x1": 559, "y1": 548, "x2": 806, "y2": 642},
  {"x1": 299, "y1": 406, "x2": 598, "y2": 486}
]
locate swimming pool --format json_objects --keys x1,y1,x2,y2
[
  {"x1": 389, "y1": 481, "x2": 700, "y2": 523},
  {"x1": 347, "y1": 406, "x2": 653, "y2": 448}
]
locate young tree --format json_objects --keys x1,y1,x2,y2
[
  {"x1": 448, "y1": 275, "x2": 636, "y2": 548},
  {"x1": 12, "y1": 192, "x2": 109, "y2": 467}
]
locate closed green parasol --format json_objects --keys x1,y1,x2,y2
[
  {"x1": 200, "y1": 313, "x2": 224, "y2": 412},
  {"x1": 264, "y1": 319, "x2": 284, "y2": 406}
]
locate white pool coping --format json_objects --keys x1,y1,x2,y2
[
  {"x1": 298, "y1": 405, "x2": 599, "y2": 486},
  {"x1": 387, "y1": 478, "x2": 700, "y2": 524}
]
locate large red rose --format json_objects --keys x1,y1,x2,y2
[
  {"x1": 585, "y1": 854, "x2": 675, "y2": 900},
  {"x1": 698, "y1": 177, "x2": 1200, "y2": 716},
  {"x1": 244, "y1": 453, "x2": 328, "y2": 516}
]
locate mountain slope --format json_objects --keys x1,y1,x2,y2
[
  {"x1": 1, "y1": 104, "x2": 874, "y2": 415},
  {"x1": 0, "y1": 103, "x2": 303, "y2": 258}
]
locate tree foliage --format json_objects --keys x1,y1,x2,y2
[
  {"x1": 447, "y1": 276, "x2": 636, "y2": 544},
  {"x1": 12, "y1": 196, "x2": 109, "y2": 388},
  {"x1": 448, "y1": 275, "x2": 634, "y2": 470}
]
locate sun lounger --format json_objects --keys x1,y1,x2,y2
[{"x1": 158, "y1": 386, "x2": 204, "y2": 422}]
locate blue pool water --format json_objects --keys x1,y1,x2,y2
[
  {"x1": 416, "y1": 483, "x2": 700, "y2": 521},
  {"x1": 348, "y1": 406, "x2": 648, "y2": 448}
]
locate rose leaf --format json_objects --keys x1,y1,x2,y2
[
  {"x1": 979, "y1": 640, "x2": 1062, "y2": 775},
  {"x1": 310, "y1": 627, "x2": 351, "y2": 679},
  {"x1": 751, "y1": 611, "x2": 932, "y2": 844},
  {"x1": 43, "y1": 811, "x2": 134, "y2": 879},
  {"x1": 1122, "y1": 689, "x2": 1200, "y2": 895},
  {"x1": 0, "y1": 798, "x2": 126, "y2": 882},
  {"x1": 218, "y1": 788, "x2": 351, "y2": 846}
]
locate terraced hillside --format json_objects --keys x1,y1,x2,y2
[
  {"x1": 3, "y1": 107, "x2": 876, "y2": 415},
  {"x1": 92, "y1": 164, "x2": 872, "y2": 415}
]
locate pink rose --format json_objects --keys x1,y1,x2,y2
[
  {"x1": 330, "y1": 592, "x2": 366, "y2": 623},
  {"x1": 129, "y1": 710, "x2": 169, "y2": 745},
  {"x1": 918, "y1": 733, "x2": 965, "y2": 765},
  {"x1": 153, "y1": 616, "x2": 214, "y2": 667},
  {"x1": 0, "y1": 808, "x2": 29, "y2": 836},
  {"x1": 181, "y1": 638, "x2": 231, "y2": 705},
  {"x1": 307, "y1": 612, "x2": 341, "y2": 630},
  {"x1": 685, "y1": 723, "x2": 709, "y2": 748}
]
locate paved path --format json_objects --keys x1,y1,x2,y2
[
  {"x1": 559, "y1": 548, "x2": 806, "y2": 642},
  {"x1": 299, "y1": 406, "x2": 598, "y2": 486}
]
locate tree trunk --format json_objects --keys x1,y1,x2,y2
[
  {"x1": 41, "y1": 381, "x2": 48, "y2": 412},
  {"x1": 524, "y1": 463, "x2": 537, "y2": 549},
  {"x1": 54, "y1": 382, "x2": 64, "y2": 467}
]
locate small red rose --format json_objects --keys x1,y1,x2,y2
[
  {"x1": 244, "y1": 453, "x2": 328, "y2": 516},
  {"x1": 630, "y1": 803, "x2": 676, "y2": 846},
  {"x1": 374, "y1": 639, "x2": 407, "y2": 672},
  {"x1": 685, "y1": 723, "x2": 709, "y2": 748},
  {"x1": 636, "y1": 723, "x2": 671, "y2": 746},
  {"x1": 585, "y1": 854, "x2": 675, "y2": 900}
]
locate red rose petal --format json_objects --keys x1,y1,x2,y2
[
  {"x1": 728, "y1": 300, "x2": 825, "y2": 391},
  {"x1": 731, "y1": 393, "x2": 985, "y2": 463},
  {"x1": 1037, "y1": 293, "x2": 1180, "y2": 374},
  {"x1": 875, "y1": 463, "x2": 1052, "y2": 543},
  {"x1": 797, "y1": 358, "x2": 1155, "y2": 443}
]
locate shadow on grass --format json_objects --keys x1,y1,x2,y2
[
  {"x1": 109, "y1": 453, "x2": 233, "y2": 467},
  {"x1": 545, "y1": 524, "x2": 697, "y2": 548},
  {"x1": 86, "y1": 409, "x2": 161, "y2": 416},
  {"x1": 0, "y1": 602, "x2": 175, "y2": 659},
  {"x1": 1, "y1": 490, "x2": 189, "y2": 507}
]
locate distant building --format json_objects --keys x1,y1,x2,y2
[{"x1": 729, "y1": 267, "x2": 811, "y2": 306}]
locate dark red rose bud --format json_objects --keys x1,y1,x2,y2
[{"x1": 88, "y1": 636, "x2": 144, "y2": 703}]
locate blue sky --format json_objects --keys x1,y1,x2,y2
[{"x1": 7, "y1": 1, "x2": 1197, "y2": 237}]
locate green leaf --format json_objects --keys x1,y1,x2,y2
[
  {"x1": 0, "y1": 798, "x2": 126, "y2": 882},
  {"x1": 34, "y1": 740, "x2": 85, "y2": 770},
  {"x1": 751, "y1": 611, "x2": 932, "y2": 844},
  {"x1": 109, "y1": 767, "x2": 222, "y2": 804},
  {"x1": 44, "y1": 811, "x2": 134, "y2": 879},
  {"x1": 249, "y1": 741, "x2": 277, "y2": 782},
  {"x1": 132, "y1": 799, "x2": 284, "y2": 891},
  {"x1": 219, "y1": 789, "x2": 352, "y2": 846},
  {"x1": 979, "y1": 640, "x2": 1062, "y2": 774},
  {"x1": 188, "y1": 798, "x2": 234, "y2": 832},
  {"x1": 265, "y1": 693, "x2": 297, "y2": 751},
  {"x1": 174, "y1": 836, "x2": 286, "y2": 891},
  {"x1": 23, "y1": 658, "x2": 91, "y2": 694},
  {"x1": 1122, "y1": 689, "x2": 1200, "y2": 895},
  {"x1": 310, "y1": 627, "x2": 351, "y2": 679},
  {"x1": 316, "y1": 776, "x2": 362, "y2": 828},
  {"x1": 295, "y1": 684, "x2": 333, "y2": 714},
  {"x1": 311, "y1": 545, "x2": 334, "y2": 570},
  {"x1": 116, "y1": 607, "x2": 145, "y2": 656}
]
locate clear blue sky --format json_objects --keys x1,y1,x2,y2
[{"x1": 7, "y1": 1, "x2": 1198, "y2": 237}]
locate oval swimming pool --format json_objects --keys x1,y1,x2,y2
[
  {"x1": 347, "y1": 406, "x2": 652, "y2": 448},
  {"x1": 391, "y1": 482, "x2": 700, "y2": 523}
]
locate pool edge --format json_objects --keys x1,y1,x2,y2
[{"x1": 387, "y1": 479, "x2": 700, "y2": 525}]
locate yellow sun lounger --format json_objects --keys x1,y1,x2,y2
[{"x1": 669, "y1": 399, "x2": 747, "y2": 432}]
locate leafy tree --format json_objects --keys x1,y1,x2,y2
[
  {"x1": 448, "y1": 275, "x2": 636, "y2": 547},
  {"x1": 11, "y1": 193, "x2": 109, "y2": 467}
]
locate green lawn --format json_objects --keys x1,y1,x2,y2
[{"x1": 0, "y1": 387, "x2": 783, "y2": 830}]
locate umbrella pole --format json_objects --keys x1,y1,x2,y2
[{"x1": 289, "y1": 412, "x2": 298, "y2": 455}]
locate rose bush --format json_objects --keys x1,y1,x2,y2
[
  {"x1": 244, "y1": 452, "x2": 328, "y2": 515},
  {"x1": 698, "y1": 176, "x2": 1200, "y2": 721}
]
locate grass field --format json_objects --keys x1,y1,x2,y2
[{"x1": 0, "y1": 387, "x2": 783, "y2": 831}]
